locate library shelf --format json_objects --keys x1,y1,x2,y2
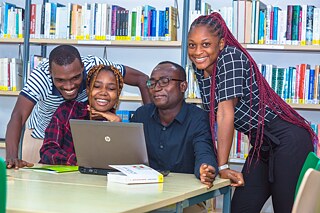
[
  {"x1": 229, "y1": 158, "x2": 246, "y2": 164},
  {"x1": 1, "y1": 92, "x2": 319, "y2": 110},
  {"x1": 242, "y1": 44, "x2": 320, "y2": 52},
  {"x1": 0, "y1": 38, "x2": 24, "y2": 44},
  {"x1": 0, "y1": 91, "x2": 20, "y2": 96},
  {"x1": 119, "y1": 96, "x2": 203, "y2": 104},
  {"x1": 27, "y1": 39, "x2": 181, "y2": 47}
]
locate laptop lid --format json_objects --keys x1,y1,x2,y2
[{"x1": 70, "y1": 119, "x2": 149, "y2": 175}]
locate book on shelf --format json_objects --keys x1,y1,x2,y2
[
  {"x1": 0, "y1": 58, "x2": 22, "y2": 91},
  {"x1": 22, "y1": 165, "x2": 79, "y2": 174},
  {"x1": 116, "y1": 110, "x2": 134, "y2": 122},
  {"x1": 107, "y1": 164, "x2": 164, "y2": 184}
]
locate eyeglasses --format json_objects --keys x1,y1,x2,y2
[{"x1": 146, "y1": 77, "x2": 183, "y2": 89}]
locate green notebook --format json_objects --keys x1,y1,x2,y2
[{"x1": 24, "y1": 165, "x2": 79, "y2": 173}]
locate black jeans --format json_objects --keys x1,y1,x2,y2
[{"x1": 231, "y1": 117, "x2": 313, "y2": 213}]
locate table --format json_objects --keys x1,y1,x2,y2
[{"x1": 7, "y1": 169, "x2": 231, "y2": 213}]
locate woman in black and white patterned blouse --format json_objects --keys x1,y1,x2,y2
[{"x1": 188, "y1": 12, "x2": 315, "y2": 213}]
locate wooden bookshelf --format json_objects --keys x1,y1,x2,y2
[
  {"x1": 28, "y1": 39, "x2": 181, "y2": 47},
  {"x1": 229, "y1": 158, "x2": 246, "y2": 164},
  {"x1": 0, "y1": 91, "x2": 20, "y2": 96},
  {"x1": 3, "y1": 39, "x2": 320, "y2": 50},
  {"x1": 0, "y1": 38, "x2": 24, "y2": 44},
  {"x1": 243, "y1": 44, "x2": 320, "y2": 52},
  {"x1": 1, "y1": 92, "x2": 320, "y2": 110}
]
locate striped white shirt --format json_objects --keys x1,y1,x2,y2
[{"x1": 21, "y1": 55, "x2": 125, "y2": 139}]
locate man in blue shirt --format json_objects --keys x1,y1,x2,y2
[{"x1": 131, "y1": 61, "x2": 217, "y2": 188}]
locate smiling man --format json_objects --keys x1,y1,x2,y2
[
  {"x1": 5, "y1": 45, "x2": 150, "y2": 169},
  {"x1": 132, "y1": 61, "x2": 218, "y2": 186},
  {"x1": 131, "y1": 61, "x2": 218, "y2": 212}
]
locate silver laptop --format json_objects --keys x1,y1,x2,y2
[{"x1": 70, "y1": 119, "x2": 149, "y2": 175}]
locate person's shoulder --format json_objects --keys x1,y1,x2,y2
[
  {"x1": 185, "y1": 103, "x2": 208, "y2": 117},
  {"x1": 222, "y1": 45, "x2": 242, "y2": 55},
  {"x1": 32, "y1": 59, "x2": 50, "y2": 74},
  {"x1": 184, "y1": 103, "x2": 210, "y2": 128},
  {"x1": 219, "y1": 46, "x2": 248, "y2": 61},
  {"x1": 57, "y1": 100, "x2": 84, "y2": 112}
]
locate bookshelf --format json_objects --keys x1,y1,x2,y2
[{"x1": 1, "y1": 0, "x2": 320, "y2": 142}]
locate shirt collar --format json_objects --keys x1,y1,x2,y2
[
  {"x1": 52, "y1": 68, "x2": 87, "y2": 96},
  {"x1": 150, "y1": 100, "x2": 188, "y2": 125}
]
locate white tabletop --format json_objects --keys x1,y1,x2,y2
[{"x1": 7, "y1": 168, "x2": 230, "y2": 213}]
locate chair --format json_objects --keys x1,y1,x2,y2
[
  {"x1": 292, "y1": 169, "x2": 320, "y2": 213},
  {"x1": 0, "y1": 157, "x2": 6, "y2": 213},
  {"x1": 294, "y1": 152, "x2": 320, "y2": 199},
  {"x1": 21, "y1": 128, "x2": 43, "y2": 163}
]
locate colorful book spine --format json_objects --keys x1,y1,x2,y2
[{"x1": 306, "y1": 5, "x2": 315, "y2": 45}]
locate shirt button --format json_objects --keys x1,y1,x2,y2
[
  {"x1": 162, "y1": 127, "x2": 166, "y2": 131},
  {"x1": 160, "y1": 145, "x2": 164, "y2": 149}
]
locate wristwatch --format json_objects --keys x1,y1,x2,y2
[{"x1": 218, "y1": 164, "x2": 229, "y2": 171}]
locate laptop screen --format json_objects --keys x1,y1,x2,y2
[{"x1": 70, "y1": 119, "x2": 149, "y2": 175}]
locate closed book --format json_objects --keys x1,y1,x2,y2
[
  {"x1": 291, "y1": 5, "x2": 301, "y2": 44},
  {"x1": 107, "y1": 164, "x2": 164, "y2": 184},
  {"x1": 22, "y1": 165, "x2": 79, "y2": 174}
]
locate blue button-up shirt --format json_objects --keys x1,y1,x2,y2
[{"x1": 131, "y1": 101, "x2": 218, "y2": 178}]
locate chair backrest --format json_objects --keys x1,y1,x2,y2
[
  {"x1": 0, "y1": 157, "x2": 6, "y2": 213},
  {"x1": 21, "y1": 128, "x2": 42, "y2": 163},
  {"x1": 295, "y1": 152, "x2": 320, "y2": 199},
  {"x1": 292, "y1": 169, "x2": 320, "y2": 213}
]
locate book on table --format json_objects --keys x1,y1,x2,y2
[
  {"x1": 22, "y1": 165, "x2": 79, "y2": 173},
  {"x1": 107, "y1": 164, "x2": 164, "y2": 184}
]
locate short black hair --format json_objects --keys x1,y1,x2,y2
[
  {"x1": 49, "y1": 45, "x2": 82, "y2": 70},
  {"x1": 157, "y1": 61, "x2": 186, "y2": 81}
]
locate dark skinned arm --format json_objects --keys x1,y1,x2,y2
[
  {"x1": 5, "y1": 95, "x2": 35, "y2": 169},
  {"x1": 123, "y1": 66, "x2": 151, "y2": 104},
  {"x1": 216, "y1": 98, "x2": 244, "y2": 187}
]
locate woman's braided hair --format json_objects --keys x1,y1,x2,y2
[
  {"x1": 189, "y1": 12, "x2": 316, "y2": 160},
  {"x1": 86, "y1": 64, "x2": 124, "y2": 120}
]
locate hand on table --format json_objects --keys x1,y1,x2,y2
[
  {"x1": 219, "y1": 169, "x2": 244, "y2": 187},
  {"x1": 200, "y1": 163, "x2": 216, "y2": 189},
  {"x1": 6, "y1": 158, "x2": 34, "y2": 169}
]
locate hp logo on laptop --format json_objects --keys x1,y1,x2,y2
[{"x1": 104, "y1": 136, "x2": 111, "y2": 142}]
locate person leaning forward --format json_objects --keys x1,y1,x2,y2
[{"x1": 5, "y1": 44, "x2": 151, "y2": 169}]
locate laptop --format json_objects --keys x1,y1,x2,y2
[{"x1": 69, "y1": 119, "x2": 149, "y2": 175}]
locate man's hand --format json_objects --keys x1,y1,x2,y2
[
  {"x1": 6, "y1": 158, "x2": 34, "y2": 169},
  {"x1": 219, "y1": 169, "x2": 244, "y2": 187},
  {"x1": 200, "y1": 163, "x2": 216, "y2": 188}
]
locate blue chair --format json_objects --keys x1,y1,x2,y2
[
  {"x1": 0, "y1": 157, "x2": 6, "y2": 213},
  {"x1": 294, "y1": 152, "x2": 320, "y2": 199}
]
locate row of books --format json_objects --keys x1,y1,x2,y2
[
  {"x1": 0, "y1": 2, "x2": 24, "y2": 39},
  {"x1": 230, "y1": 123, "x2": 320, "y2": 161},
  {"x1": 259, "y1": 64, "x2": 320, "y2": 104},
  {"x1": 184, "y1": 62, "x2": 320, "y2": 105},
  {"x1": 28, "y1": 2, "x2": 178, "y2": 41},
  {"x1": 217, "y1": 1, "x2": 320, "y2": 45},
  {"x1": 0, "y1": 58, "x2": 22, "y2": 91}
]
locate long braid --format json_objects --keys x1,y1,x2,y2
[
  {"x1": 86, "y1": 64, "x2": 124, "y2": 120},
  {"x1": 189, "y1": 12, "x2": 317, "y2": 161}
]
